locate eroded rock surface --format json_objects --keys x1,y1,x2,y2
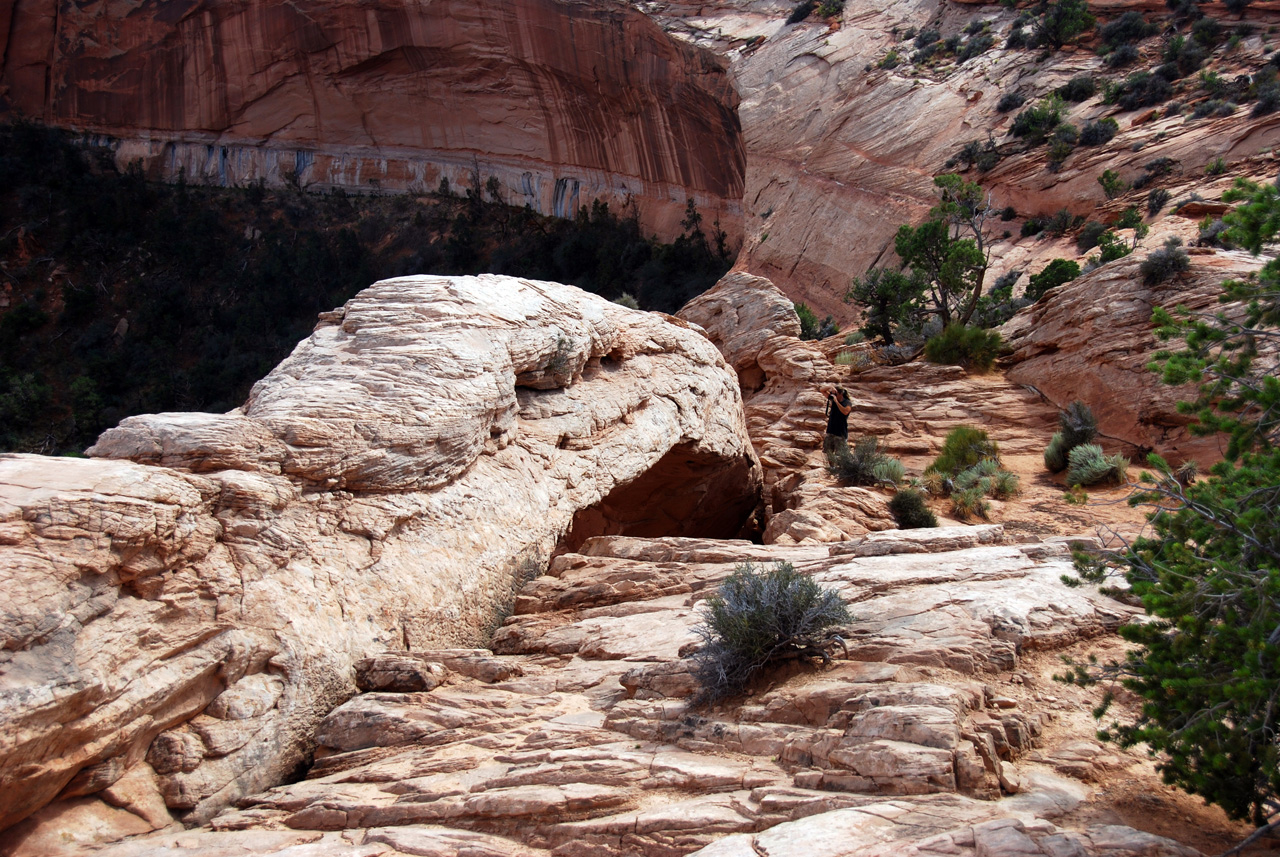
[
  {"x1": 0, "y1": 274, "x2": 760, "y2": 838},
  {"x1": 1002, "y1": 249, "x2": 1266, "y2": 467},
  {"x1": 81, "y1": 531, "x2": 1195, "y2": 857}
]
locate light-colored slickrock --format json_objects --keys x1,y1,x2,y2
[
  {"x1": 79, "y1": 533, "x2": 1197, "y2": 857},
  {"x1": 1001, "y1": 250, "x2": 1267, "y2": 467},
  {"x1": 0, "y1": 274, "x2": 761, "y2": 841},
  {"x1": 0, "y1": 0, "x2": 744, "y2": 242}
]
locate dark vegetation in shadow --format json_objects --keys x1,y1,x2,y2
[{"x1": 0, "y1": 123, "x2": 734, "y2": 454}]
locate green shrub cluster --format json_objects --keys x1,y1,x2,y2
[
  {"x1": 828, "y1": 436, "x2": 904, "y2": 487},
  {"x1": 889, "y1": 489, "x2": 938, "y2": 528},
  {"x1": 1044, "y1": 400, "x2": 1097, "y2": 472},
  {"x1": 923, "y1": 427, "x2": 1018, "y2": 520},
  {"x1": 923, "y1": 324, "x2": 1002, "y2": 372},
  {"x1": 1026, "y1": 259, "x2": 1081, "y2": 302},
  {"x1": 1064, "y1": 442, "x2": 1129, "y2": 486},
  {"x1": 690, "y1": 562, "x2": 850, "y2": 702}
]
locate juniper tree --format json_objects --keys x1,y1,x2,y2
[{"x1": 1068, "y1": 176, "x2": 1280, "y2": 836}]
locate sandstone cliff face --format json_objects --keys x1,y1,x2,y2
[
  {"x1": 1002, "y1": 249, "x2": 1267, "y2": 467},
  {"x1": 0, "y1": 274, "x2": 761, "y2": 837},
  {"x1": 0, "y1": 0, "x2": 744, "y2": 241}
]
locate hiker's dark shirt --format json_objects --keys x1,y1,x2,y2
[{"x1": 826, "y1": 395, "x2": 850, "y2": 437}]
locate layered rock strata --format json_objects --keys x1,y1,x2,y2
[
  {"x1": 76, "y1": 530, "x2": 1198, "y2": 857},
  {"x1": 0, "y1": 0, "x2": 744, "y2": 241},
  {"x1": 0, "y1": 274, "x2": 761, "y2": 839},
  {"x1": 1002, "y1": 248, "x2": 1267, "y2": 467}
]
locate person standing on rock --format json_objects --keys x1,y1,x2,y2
[{"x1": 824, "y1": 386, "x2": 853, "y2": 456}]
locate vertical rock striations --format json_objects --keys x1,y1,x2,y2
[{"x1": 0, "y1": 0, "x2": 744, "y2": 241}]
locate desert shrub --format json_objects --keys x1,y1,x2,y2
[
  {"x1": 990, "y1": 468, "x2": 1022, "y2": 499},
  {"x1": 1098, "y1": 169, "x2": 1127, "y2": 199},
  {"x1": 1116, "y1": 71, "x2": 1173, "y2": 110},
  {"x1": 1006, "y1": 26, "x2": 1028, "y2": 49},
  {"x1": 829, "y1": 436, "x2": 902, "y2": 486},
  {"x1": 1057, "y1": 75, "x2": 1097, "y2": 102},
  {"x1": 1147, "y1": 187, "x2": 1172, "y2": 216},
  {"x1": 1100, "y1": 11, "x2": 1158, "y2": 47},
  {"x1": 1080, "y1": 117, "x2": 1119, "y2": 146},
  {"x1": 1116, "y1": 206, "x2": 1143, "y2": 229},
  {"x1": 924, "y1": 324, "x2": 1002, "y2": 372},
  {"x1": 1044, "y1": 433, "x2": 1070, "y2": 472},
  {"x1": 890, "y1": 489, "x2": 938, "y2": 528},
  {"x1": 1190, "y1": 15, "x2": 1221, "y2": 46},
  {"x1": 690, "y1": 562, "x2": 851, "y2": 702},
  {"x1": 1252, "y1": 83, "x2": 1280, "y2": 116},
  {"x1": 1026, "y1": 258, "x2": 1081, "y2": 301},
  {"x1": 1163, "y1": 34, "x2": 1207, "y2": 76},
  {"x1": 1096, "y1": 230, "x2": 1132, "y2": 264},
  {"x1": 1021, "y1": 218, "x2": 1045, "y2": 237},
  {"x1": 872, "y1": 457, "x2": 906, "y2": 486},
  {"x1": 1065, "y1": 442, "x2": 1129, "y2": 486},
  {"x1": 612, "y1": 292, "x2": 640, "y2": 309},
  {"x1": 1140, "y1": 236, "x2": 1191, "y2": 284},
  {"x1": 997, "y1": 92, "x2": 1027, "y2": 113},
  {"x1": 928, "y1": 425, "x2": 1000, "y2": 476},
  {"x1": 786, "y1": 1, "x2": 815, "y2": 24},
  {"x1": 796, "y1": 302, "x2": 838, "y2": 340},
  {"x1": 1192, "y1": 99, "x2": 1237, "y2": 119},
  {"x1": 1204, "y1": 156, "x2": 1227, "y2": 175},
  {"x1": 1043, "y1": 208, "x2": 1081, "y2": 236},
  {"x1": 958, "y1": 33, "x2": 996, "y2": 62},
  {"x1": 1046, "y1": 401, "x2": 1100, "y2": 472},
  {"x1": 950, "y1": 486, "x2": 991, "y2": 520},
  {"x1": 1104, "y1": 43, "x2": 1140, "y2": 68},
  {"x1": 878, "y1": 50, "x2": 901, "y2": 69},
  {"x1": 915, "y1": 28, "x2": 942, "y2": 49},
  {"x1": 1034, "y1": 0, "x2": 1096, "y2": 49},
  {"x1": 1077, "y1": 220, "x2": 1108, "y2": 252},
  {"x1": 951, "y1": 137, "x2": 1001, "y2": 172},
  {"x1": 1060, "y1": 399, "x2": 1099, "y2": 448},
  {"x1": 1197, "y1": 217, "x2": 1232, "y2": 247},
  {"x1": 1011, "y1": 97, "x2": 1066, "y2": 142},
  {"x1": 816, "y1": 0, "x2": 844, "y2": 15}
]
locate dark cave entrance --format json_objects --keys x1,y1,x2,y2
[{"x1": 557, "y1": 442, "x2": 763, "y2": 555}]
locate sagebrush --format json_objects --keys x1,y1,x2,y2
[{"x1": 690, "y1": 562, "x2": 851, "y2": 703}]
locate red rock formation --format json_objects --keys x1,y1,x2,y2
[{"x1": 0, "y1": 0, "x2": 744, "y2": 241}]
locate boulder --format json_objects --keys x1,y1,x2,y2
[{"x1": 0, "y1": 274, "x2": 760, "y2": 834}]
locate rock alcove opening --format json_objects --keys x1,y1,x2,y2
[{"x1": 557, "y1": 442, "x2": 763, "y2": 555}]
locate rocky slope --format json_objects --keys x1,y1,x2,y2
[
  {"x1": 0, "y1": 0, "x2": 744, "y2": 241},
  {"x1": 646, "y1": 0, "x2": 1280, "y2": 320},
  {"x1": 0, "y1": 274, "x2": 761, "y2": 840},
  {"x1": 39, "y1": 529, "x2": 1206, "y2": 857}
]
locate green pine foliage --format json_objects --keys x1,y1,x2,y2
[
  {"x1": 1062, "y1": 176, "x2": 1280, "y2": 829},
  {"x1": 690, "y1": 562, "x2": 851, "y2": 702},
  {"x1": 1026, "y1": 259, "x2": 1081, "y2": 302}
]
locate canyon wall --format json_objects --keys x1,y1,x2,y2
[
  {"x1": 0, "y1": 274, "x2": 762, "y2": 838},
  {"x1": 0, "y1": 0, "x2": 744, "y2": 241}
]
